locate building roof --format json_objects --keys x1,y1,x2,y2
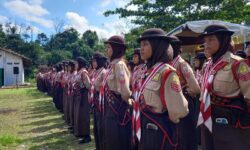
[{"x1": 0, "y1": 47, "x2": 32, "y2": 66}]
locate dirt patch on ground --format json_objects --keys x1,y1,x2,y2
[{"x1": 0, "y1": 108, "x2": 18, "y2": 114}]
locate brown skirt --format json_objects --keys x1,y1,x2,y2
[
  {"x1": 69, "y1": 92, "x2": 75, "y2": 127},
  {"x1": 73, "y1": 89, "x2": 90, "y2": 137},
  {"x1": 213, "y1": 123, "x2": 250, "y2": 150},
  {"x1": 63, "y1": 87, "x2": 68, "y2": 121},
  {"x1": 201, "y1": 123, "x2": 250, "y2": 150}
]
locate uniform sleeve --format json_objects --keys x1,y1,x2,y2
[
  {"x1": 165, "y1": 71, "x2": 189, "y2": 123},
  {"x1": 82, "y1": 72, "x2": 91, "y2": 89},
  {"x1": 181, "y1": 62, "x2": 200, "y2": 95},
  {"x1": 237, "y1": 61, "x2": 250, "y2": 105},
  {"x1": 115, "y1": 62, "x2": 131, "y2": 101}
]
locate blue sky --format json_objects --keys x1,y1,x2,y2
[{"x1": 0, "y1": 0, "x2": 137, "y2": 39}]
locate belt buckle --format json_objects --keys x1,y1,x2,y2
[
  {"x1": 215, "y1": 118, "x2": 228, "y2": 124},
  {"x1": 146, "y1": 123, "x2": 158, "y2": 131}
]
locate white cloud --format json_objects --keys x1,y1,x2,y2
[
  {"x1": 0, "y1": 15, "x2": 9, "y2": 24},
  {"x1": 100, "y1": 0, "x2": 129, "y2": 8},
  {"x1": 65, "y1": 12, "x2": 135, "y2": 39},
  {"x1": 4, "y1": 0, "x2": 53, "y2": 28},
  {"x1": 127, "y1": 4, "x2": 138, "y2": 11}
]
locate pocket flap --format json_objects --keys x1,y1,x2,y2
[{"x1": 145, "y1": 81, "x2": 161, "y2": 91}]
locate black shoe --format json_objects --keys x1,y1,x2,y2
[
  {"x1": 68, "y1": 126, "x2": 73, "y2": 130},
  {"x1": 78, "y1": 136, "x2": 91, "y2": 144}
]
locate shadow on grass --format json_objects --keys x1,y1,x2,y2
[
  {"x1": 18, "y1": 88, "x2": 95, "y2": 150},
  {"x1": 0, "y1": 108, "x2": 18, "y2": 115},
  {"x1": 24, "y1": 88, "x2": 48, "y2": 99},
  {"x1": 21, "y1": 116, "x2": 63, "y2": 127},
  {"x1": 22, "y1": 112, "x2": 59, "y2": 120}
]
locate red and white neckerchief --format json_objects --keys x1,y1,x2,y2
[
  {"x1": 99, "y1": 65, "x2": 113, "y2": 113},
  {"x1": 169, "y1": 55, "x2": 180, "y2": 67},
  {"x1": 76, "y1": 68, "x2": 88, "y2": 90},
  {"x1": 133, "y1": 62, "x2": 165, "y2": 141},
  {"x1": 197, "y1": 58, "x2": 228, "y2": 132},
  {"x1": 89, "y1": 68, "x2": 104, "y2": 104},
  {"x1": 70, "y1": 71, "x2": 78, "y2": 93},
  {"x1": 132, "y1": 64, "x2": 146, "y2": 97},
  {"x1": 195, "y1": 70, "x2": 202, "y2": 86}
]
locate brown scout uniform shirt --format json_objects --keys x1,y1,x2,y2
[
  {"x1": 211, "y1": 52, "x2": 250, "y2": 104},
  {"x1": 93, "y1": 68, "x2": 107, "y2": 91},
  {"x1": 171, "y1": 56, "x2": 200, "y2": 96},
  {"x1": 74, "y1": 68, "x2": 91, "y2": 90},
  {"x1": 142, "y1": 63, "x2": 189, "y2": 123},
  {"x1": 107, "y1": 58, "x2": 131, "y2": 101}
]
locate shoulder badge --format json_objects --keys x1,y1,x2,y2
[
  {"x1": 223, "y1": 64, "x2": 231, "y2": 71},
  {"x1": 152, "y1": 73, "x2": 161, "y2": 81},
  {"x1": 239, "y1": 65, "x2": 248, "y2": 74}
]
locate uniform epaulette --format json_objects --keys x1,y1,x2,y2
[
  {"x1": 159, "y1": 63, "x2": 176, "y2": 72},
  {"x1": 230, "y1": 53, "x2": 243, "y2": 61}
]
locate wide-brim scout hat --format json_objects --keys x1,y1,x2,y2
[
  {"x1": 137, "y1": 28, "x2": 172, "y2": 43},
  {"x1": 194, "y1": 52, "x2": 206, "y2": 60},
  {"x1": 76, "y1": 57, "x2": 88, "y2": 66},
  {"x1": 64, "y1": 60, "x2": 70, "y2": 66},
  {"x1": 200, "y1": 24, "x2": 234, "y2": 38},
  {"x1": 104, "y1": 35, "x2": 127, "y2": 47},
  {"x1": 169, "y1": 35, "x2": 182, "y2": 44},
  {"x1": 133, "y1": 48, "x2": 140, "y2": 55},
  {"x1": 235, "y1": 50, "x2": 247, "y2": 58},
  {"x1": 92, "y1": 52, "x2": 105, "y2": 60},
  {"x1": 68, "y1": 60, "x2": 76, "y2": 67},
  {"x1": 245, "y1": 41, "x2": 250, "y2": 47}
]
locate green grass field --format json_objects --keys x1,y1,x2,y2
[{"x1": 0, "y1": 87, "x2": 95, "y2": 150}]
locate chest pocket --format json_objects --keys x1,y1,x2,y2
[
  {"x1": 144, "y1": 80, "x2": 161, "y2": 104},
  {"x1": 213, "y1": 69, "x2": 238, "y2": 94},
  {"x1": 107, "y1": 73, "x2": 116, "y2": 90}
]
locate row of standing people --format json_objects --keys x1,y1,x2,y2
[
  {"x1": 37, "y1": 57, "x2": 92, "y2": 143},
  {"x1": 37, "y1": 24, "x2": 250, "y2": 150}
]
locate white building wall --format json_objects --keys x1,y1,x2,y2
[{"x1": 1, "y1": 50, "x2": 25, "y2": 86}]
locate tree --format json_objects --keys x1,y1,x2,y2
[
  {"x1": 53, "y1": 18, "x2": 65, "y2": 33},
  {"x1": 44, "y1": 28, "x2": 79, "y2": 51},
  {"x1": 104, "y1": 0, "x2": 250, "y2": 32},
  {"x1": 47, "y1": 50, "x2": 72, "y2": 65},
  {"x1": 0, "y1": 24, "x2": 6, "y2": 47},
  {"x1": 35, "y1": 33, "x2": 49, "y2": 47},
  {"x1": 82, "y1": 30, "x2": 99, "y2": 49}
]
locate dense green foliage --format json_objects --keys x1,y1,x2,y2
[{"x1": 0, "y1": 24, "x2": 105, "y2": 79}]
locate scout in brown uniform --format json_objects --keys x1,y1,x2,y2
[
  {"x1": 135, "y1": 28, "x2": 189, "y2": 150},
  {"x1": 169, "y1": 36, "x2": 200, "y2": 150},
  {"x1": 62, "y1": 61, "x2": 69, "y2": 119},
  {"x1": 198, "y1": 25, "x2": 250, "y2": 150},
  {"x1": 130, "y1": 48, "x2": 146, "y2": 149},
  {"x1": 72, "y1": 57, "x2": 91, "y2": 143},
  {"x1": 54, "y1": 63, "x2": 64, "y2": 112},
  {"x1": 52, "y1": 64, "x2": 59, "y2": 105},
  {"x1": 63, "y1": 61, "x2": 71, "y2": 124},
  {"x1": 131, "y1": 48, "x2": 146, "y2": 97},
  {"x1": 90, "y1": 52, "x2": 108, "y2": 150},
  {"x1": 101, "y1": 35, "x2": 132, "y2": 150},
  {"x1": 194, "y1": 52, "x2": 207, "y2": 86},
  {"x1": 193, "y1": 52, "x2": 207, "y2": 145},
  {"x1": 67, "y1": 61, "x2": 78, "y2": 131}
]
